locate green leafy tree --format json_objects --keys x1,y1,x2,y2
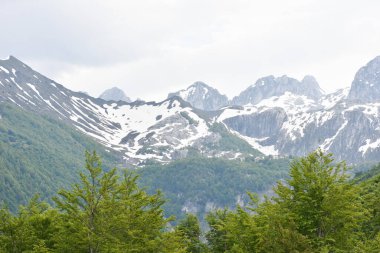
[
  {"x1": 206, "y1": 209, "x2": 230, "y2": 252},
  {"x1": 53, "y1": 151, "x2": 185, "y2": 252},
  {"x1": 355, "y1": 163, "x2": 380, "y2": 252},
  {"x1": 0, "y1": 196, "x2": 57, "y2": 252},
  {"x1": 206, "y1": 203, "x2": 259, "y2": 253},
  {"x1": 256, "y1": 150, "x2": 365, "y2": 252},
  {"x1": 176, "y1": 213, "x2": 206, "y2": 252}
]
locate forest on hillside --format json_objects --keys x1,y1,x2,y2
[{"x1": 1, "y1": 150, "x2": 380, "y2": 252}]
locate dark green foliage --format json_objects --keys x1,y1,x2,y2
[
  {"x1": 176, "y1": 214, "x2": 206, "y2": 253},
  {"x1": 354, "y1": 162, "x2": 380, "y2": 182},
  {"x1": 257, "y1": 150, "x2": 365, "y2": 252},
  {"x1": 358, "y1": 163, "x2": 380, "y2": 245},
  {"x1": 0, "y1": 103, "x2": 122, "y2": 211},
  {"x1": 0, "y1": 152, "x2": 186, "y2": 252},
  {"x1": 138, "y1": 156, "x2": 290, "y2": 221},
  {"x1": 4, "y1": 150, "x2": 380, "y2": 252},
  {"x1": 52, "y1": 151, "x2": 180, "y2": 252},
  {"x1": 0, "y1": 195, "x2": 58, "y2": 252},
  {"x1": 206, "y1": 207, "x2": 258, "y2": 253},
  {"x1": 205, "y1": 150, "x2": 368, "y2": 253}
]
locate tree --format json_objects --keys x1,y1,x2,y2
[
  {"x1": 0, "y1": 196, "x2": 57, "y2": 253},
  {"x1": 256, "y1": 150, "x2": 365, "y2": 252},
  {"x1": 176, "y1": 213, "x2": 206, "y2": 252},
  {"x1": 53, "y1": 151, "x2": 184, "y2": 252},
  {"x1": 206, "y1": 205, "x2": 259, "y2": 253}
]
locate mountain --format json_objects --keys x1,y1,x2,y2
[
  {"x1": 0, "y1": 57, "x2": 286, "y2": 219},
  {"x1": 348, "y1": 56, "x2": 380, "y2": 102},
  {"x1": 217, "y1": 56, "x2": 380, "y2": 163},
  {"x1": 168, "y1": 81, "x2": 229, "y2": 111},
  {"x1": 0, "y1": 56, "x2": 261, "y2": 166},
  {"x1": 2, "y1": 55, "x2": 380, "y2": 165},
  {"x1": 3, "y1": 54, "x2": 380, "y2": 222},
  {"x1": 99, "y1": 87, "x2": 131, "y2": 102},
  {"x1": 232, "y1": 75, "x2": 324, "y2": 106}
]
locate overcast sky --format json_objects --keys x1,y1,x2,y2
[{"x1": 1, "y1": 0, "x2": 380, "y2": 101}]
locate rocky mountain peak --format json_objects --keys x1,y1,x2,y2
[
  {"x1": 168, "y1": 81, "x2": 229, "y2": 111},
  {"x1": 348, "y1": 56, "x2": 380, "y2": 102},
  {"x1": 232, "y1": 74, "x2": 323, "y2": 106},
  {"x1": 99, "y1": 87, "x2": 131, "y2": 102},
  {"x1": 300, "y1": 75, "x2": 324, "y2": 98},
  {"x1": 0, "y1": 55, "x2": 31, "y2": 73},
  {"x1": 191, "y1": 81, "x2": 211, "y2": 89},
  {"x1": 302, "y1": 75, "x2": 319, "y2": 88}
]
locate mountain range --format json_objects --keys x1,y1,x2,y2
[{"x1": 1, "y1": 55, "x2": 380, "y2": 165}]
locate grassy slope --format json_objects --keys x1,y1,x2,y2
[{"x1": 0, "y1": 103, "x2": 123, "y2": 211}]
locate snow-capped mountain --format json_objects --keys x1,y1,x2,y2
[
  {"x1": 168, "y1": 81, "x2": 229, "y2": 111},
  {"x1": 0, "y1": 56, "x2": 258, "y2": 165},
  {"x1": 2, "y1": 55, "x2": 380, "y2": 164},
  {"x1": 216, "y1": 57, "x2": 380, "y2": 163},
  {"x1": 99, "y1": 87, "x2": 131, "y2": 102}
]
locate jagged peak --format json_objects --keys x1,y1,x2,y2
[
  {"x1": 169, "y1": 81, "x2": 226, "y2": 98},
  {"x1": 249, "y1": 74, "x2": 321, "y2": 90},
  {"x1": 185, "y1": 81, "x2": 219, "y2": 93},
  {"x1": 168, "y1": 81, "x2": 229, "y2": 111},
  {"x1": 0, "y1": 55, "x2": 34, "y2": 74},
  {"x1": 348, "y1": 55, "x2": 380, "y2": 102},
  {"x1": 105, "y1": 86, "x2": 124, "y2": 92},
  {"x1": 99, "y1": 86, "x2": 131, "y2": 103},
  {"x1": 191, "y1": 81, "x2": 209, "y2": 88},
  {"x1": 302, "y1": 75, "x2": 325, "y2": 94},
  {"x1": 1, "y1": 55, "x2": 23, "y2": 64},
  {"x1": 9, "y1": 55, "x2": 18, "y2": 61},
  {"x1": 302, "y1": 75, "x2": 317, "y2": 83},
  {"x1": 251, "y1": 75, "x2": 275, "y2": 87},
  {"x1": 234, "y1": 74, "x2": 323, "y2": 105}
]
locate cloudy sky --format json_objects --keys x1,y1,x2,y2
[{"x1": 1, "y1": 0, "x2": 380, "y2": 101}]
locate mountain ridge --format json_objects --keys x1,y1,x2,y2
[
  {"x1": 0, "y1": 58, "x2": 263, "y2": 165},
  {"x1": 2, "y1": 55, "x2": 380, "y2": 163}
]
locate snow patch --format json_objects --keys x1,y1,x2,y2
[
  {"x1": 26, "y1": 83, "x2": 43, "y2": 99},
  {"x1": 359, "y1": 139, "x2": 380, "y2": 156},
  {"x1": 0, "y1": 66, "x2": 9, "y2": 74}
]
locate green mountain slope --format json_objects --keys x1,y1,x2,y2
[
  {"x1": 0, "y1": 103, "x2": 123, "y2": 211},
  {"x1": 138, "y1": 156, "x2": 290, "y2": 221}
]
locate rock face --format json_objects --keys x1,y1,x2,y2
[
  {"x1": 2, "y1": 55, "x2": 380, "y2": 164},
  {"x1": 99, "y1": 87, "x2": 131, "y2": 102},
  {"x1": 168, "y1": 81, "x2": 229, "y2": 111},
  {"x1": 232, "y1": 75, "x2": 323, "y2": 105},
  {"x1": 348, "y1": 56, "x2": 380, "y2": 102}
]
